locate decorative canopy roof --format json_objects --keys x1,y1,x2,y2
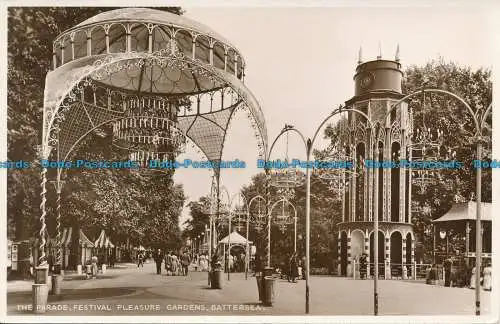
[
  {"x1": 218, "y1": 230, "x2": 252, "y2": 245},
  {"x1": 60, "y1": 227, "x2": 95, "y2": 248},
  {"x1": 94, "y1": 230, "x2": 115, "y2": 249},
  {"x1": 69, "y1": 8, "x2": 240, "y2": 58},
  {"x1": 433, "y1": 202, "x2": 492, "y2": 223},
  {"x1": 43, "y1": 8, "x2": 268, "y2": 173}
]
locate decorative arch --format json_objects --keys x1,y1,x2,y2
[
  {"x1": 390, "y1": 231, "x2": 403, "y2": 277},
  {"x1": 130, "y1": 23, "x2": 149, "y2": 52},
  {"x1": 194, "y1": 34, "x2": 211, "y2": 64},
  {"x1": 212, "y1": 41, "x2": 226, "y2": 70},
  {"x1": 90, "y1": 25, "x2": 106, "y2": 56},
  {"x1": 350, "y1": 229, "x2": 364, "y2": 262},
  {"x1": 151, "y1": 25, "x2": 173, "y2": 52}
]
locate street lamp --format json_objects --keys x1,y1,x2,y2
[
  {"x1": 439, "y1": 230, "x2": 448, "y2": 259},
  {"x1": 384, "y1": 89, "x2": 492, "y2": 315},
  {"x1": 247, "y1": 195, "x2": 266, "y2": 280},
  {"x1": 219, "y1": 187, "x2": 247, "y2": 281},
  {"x1": 270, "y1": 106, "x2": 374, "y2": 314}
]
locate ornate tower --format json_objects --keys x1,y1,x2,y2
[{"x1": 337, "y1": 47, "x2": 415, "y2": 279}]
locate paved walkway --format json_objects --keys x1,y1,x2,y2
[{"x1": 7, "y1": 262, "x2": 491, "y2": 316}]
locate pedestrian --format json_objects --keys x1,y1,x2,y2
[
  {"x1": 91, "y1": 254, "x2": 98, "y2": 279},
  {"x1": 171, "y1": 253, "x2": 179, "y2": 275},
  {"x1": 470, "y1": 263, "x2": 477, "y2": 289},
  {"x1": 165, "y1": 251, "x2": 172, "y2": 275},
  {"x1": 301, "y1": 256, "x2": 307, "y2": 280},
  {"x1": 228, "y1": 254, "x2": 234, "y2": 273},
  {"x1": 154, "y1": 248, "x2": 164, "y2": 275},
  {"x1": 289, "y1": 252, "x2": 299, "y2": 283},
  {"x1": 483, "y1": 261, "x2": 492, "y2": 291},
  {"x1": 137, "y1": 251, "x2": 144, "y2": 268},
  {"x1": 254, "y1": 252, "x2": 262, "y2": 276},
  {"x1": 444, "y1": 257, "x2": 452, "y2": 287},
  {"x1": 181, "y1": 252, "x2": 191, "y2": 276},
  {"x1": 199, "y1": 254, "x2": 207, "y2": 271}
]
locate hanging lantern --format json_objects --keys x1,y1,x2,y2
[{"x1": 408, "y1": 90, "x2": 445, "y2": 193}]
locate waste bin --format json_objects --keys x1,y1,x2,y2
[
  {"x1": 211, "y1": 269, "x2": 223, "y2": 289},
  {"x1": 256, "y1": 274, "x2": 263, "y2": 301},
  {"x1": 33, "y1": 267, "x2": 49, "y2": 313},
  {"x1": 263, "y1": 276, "x2": 276, "y2": 306},
  {"x1": 263, "y1": 267, "x2": 274, "y2": 277},
  {"x1": 51, "y1": 274, "x2": 63, "y2": 295}
]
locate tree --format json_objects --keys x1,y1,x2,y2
[{"x1": 403, "y1": 58, "x2": 492, "y2": 261}]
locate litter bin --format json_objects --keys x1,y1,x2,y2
[
  {"x1": 211, "y1": 269, "x2": 223, "y2": 289},
  {"x1": 256, "y1": 274, "x2": 263, "y2": 301},
  {"x1": 263, "y1": 276, "x2": 276, "y2": 306},
  {"x1": 51, "y1": 274, "x2": 63, "y2": 296},
  {"x1": 263, "y1": 267, "x2": 274, "y2": 277},
  {"x1": 33, "y1": 267, "x2": 49, "y2": 314}
]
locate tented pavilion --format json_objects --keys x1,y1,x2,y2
[{"x1": 219, "y1": 230, "x2": 253, "y2": 256}]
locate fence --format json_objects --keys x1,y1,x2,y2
[{"x1": 351, "y1": 261, "x2": 446, "y2": 282}]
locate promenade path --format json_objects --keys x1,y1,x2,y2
[{"x1": 7, "y1": 262, "x2": 492, "y2": 316}]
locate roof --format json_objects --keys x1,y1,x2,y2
[
  {"x1": 433, "y1": 202, "x2": 492, "y2": 223},
  {"x1": 218, "y1": 230, "x2": 252, "y2": 245},
  {"x1": 69, "y1": 8, "x2": 237, "y2": 52},
  {"x1": 95, "y1": 230, "x2": 115, "y2": 249},
  {"x1": 61, "y1": 228, "x2": 95, "y2": 247}
]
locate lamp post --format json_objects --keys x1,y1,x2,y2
[
  {"x1": 383, "y1": 88, "x2": 491, "y2": 316},
  {"x1": 247, "y1": 195, "x2": 266, "y2": 280},
  {"x1": 271, "y1": 106, "x2": 374, "y2": 314},
  {"x1": 220, "y1": 187, "x2": 247, "y2": 281},
  {"x1": 439, "y1": 230, "x2": 448, "y2": 259}
]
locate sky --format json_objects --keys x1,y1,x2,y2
[{"x1": 173, "y1": 5, "x2": 497, "y2": 227}]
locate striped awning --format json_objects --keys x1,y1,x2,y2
[
  {"x1": 61, "y1": 228, "x2": 95, "y2": 248},
  {"x1": 94, "y1": 230, "x2": 115, "y2": 249},
  {"x1": 61, "y1": 228, "x2": 72, "y2": 247}
]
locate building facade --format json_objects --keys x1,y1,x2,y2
[{"x1": 337, "y1": 50, "x2": 415, "y2": 279}]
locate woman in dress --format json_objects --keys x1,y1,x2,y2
[
  {"x1": 171, "y1": 253, "x2": 178, "y2": 276},
  {"x1": 289, "y1": 252, "x2": 299, "y2": 283},
  {"x1": 470, "y1": 264, "x2": 477, "y2": 289},
  {"x1": 483, "y1": 262, "x2": 492, "y2": 291}
]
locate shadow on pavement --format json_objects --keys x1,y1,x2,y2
[
  {"x1": 63, "y1": 274, "x2": 121, "y2": 281},
  {"x1": 8, "y1": 287, "x2": 140, "y2": 305}
]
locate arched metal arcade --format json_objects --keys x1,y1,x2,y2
[{"x1": 34, "y1": 7, "x2": 268, "y2": 311}]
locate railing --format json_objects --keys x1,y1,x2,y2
[{"x1": 351, "y1": 261, "x2": 445, "y2": 281}]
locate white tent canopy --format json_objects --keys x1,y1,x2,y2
[
  {"x1": 94, "y1": 230, "x2": 115, "y2": 249},
  {"x1": 218, "y1": 231, "x2": 252, "y2": 245}
]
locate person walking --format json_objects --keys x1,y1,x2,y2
[
  {"x1": 470, "y1": 263, "x2": 477, "y2": 289},
  {"x1": 483, "y1": 261, "x2": 492, "y2": 291},
  {"x1": 444, "y1": 257, "x2": 452, "y2": 287},
  {"x1": 181, "y1": 252, "x2": 191, "y2": 276},
  {"x1": 137, "y1": 251, "x2": 144, "y2": 268},
  {"x1": 289, "y1": 252, "x2": 299, "y2": 283},
  {"x1": 154, "y1": 249, "x2": 164, "y2": 275},
  {"x1": 91, "y1": 254, "x2": 98, "y2": 279},
  {"x1": 164, "y1": 251, "x2": 172, "y2": 275}
]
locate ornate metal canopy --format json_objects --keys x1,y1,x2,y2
[
  {"x1": 42, "y1": 8, "x2": 268, "y2": 173},
  {"x1": 269, "y1": 198, "x2": 296, "y2": 233},
  {"x1": 408, "y1": 91, "x2": 444, "y2": 193}
]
